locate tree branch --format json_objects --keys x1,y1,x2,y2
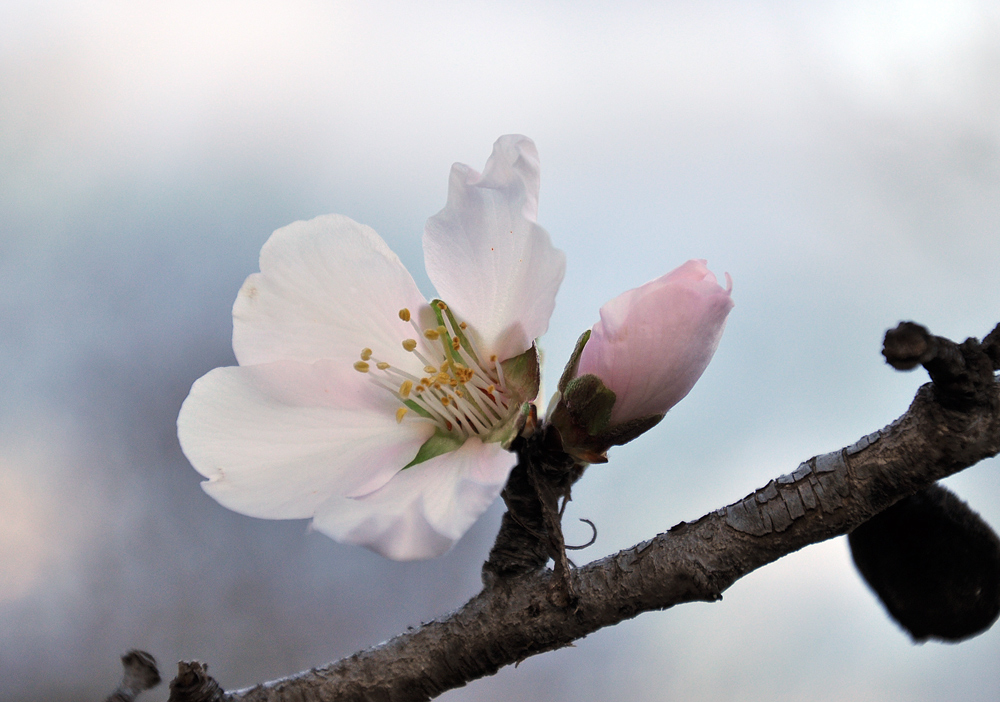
[{"x1": 158, "y1": 322, "x2": 1000, "y2": 702}]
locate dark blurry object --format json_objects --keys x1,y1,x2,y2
[
  {"x1": 105, "y1": 650, "x2": 160, "y2": 702},
  {"x1": 849, "y1": 484, "x2": 1000, "y2": 642}
]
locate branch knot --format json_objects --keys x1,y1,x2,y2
[
  {"x1": 883, "y1": 322, "x2": 998, "y2": 410},
  {"x1": 168, "y1": 661, "x2": 226, "y2": 702}
]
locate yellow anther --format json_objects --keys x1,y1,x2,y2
[
  {"x1": 486, "y1": 384, "x2": 495, "y2": 393},
  {"x1": 376, "y1": 361, "x2": 390, "y2": 370},
  {"x1": 449, "y1": 379, "x2": 458, "y2": 387},
  {"x1": 424, "y1": 328, "x2": 440, "y2": 340},
  {"x1": 353, "y1": 361, "x2": 370, "y2": 373},
  {"x1": 436, "y1": 301, "x2": 447, "y2": 310},
  {"x1": 421, "y1": 377, "x2": 430, "y2": 385},
  {"x1": 436, "y1": 372, "x2": 450, "y2": 384},
  {"x1": 402, "y1": 339, "x2": 417, "y2": 352},
  {"x1": 459, "y1": 322, "x2": 467, "y2": 329},
  {"x1": 424, "y1": 365, "x2": 438, "y2": 374},
  {"x1": 455, "y1": 388, "x2": 464, "y2": 397},
  {"x1": 398, "y1": 308, "x2": 411, "y2": 322},
  {"x1": 452, "y1": 338, "x2": 461, "y2": 351},
  {"x1": 360, "y1": 348, "x2": 372, "y2": 361},
  {"x1": 437, "y1": 325, "x2": 448, "y2": 336},
  {"x1": 490, "y1": 355, "x2": 497, "y2": 363},
  {"x1": 399, "y1": 380, "x2": 413, "y2": 398},
  {"x1": 395, "y1": 407, "x2": 408, "y2": 423},
  {"x1": 415, "y1": 385, "x2": 425, "y2": 393},
  {"x1": 440, "y1": 396, "x2": 451, "y2": 406}
]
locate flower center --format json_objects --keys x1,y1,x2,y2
[{"x1": 352, "y1": 300, "x2": 511, "y2": 438}]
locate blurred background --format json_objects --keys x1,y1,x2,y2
[{"x1": 2, "y1": 0, "x2": 999, "y2": 699}]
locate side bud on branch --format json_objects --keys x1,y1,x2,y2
[{"x1": 549, "y1": 259, "x2": 734, "y2": 462}]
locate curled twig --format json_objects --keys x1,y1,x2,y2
[{"x1": 566, "y1": 519, "x2": 598, "y2": 550}]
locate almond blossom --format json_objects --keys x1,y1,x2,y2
[
  {"x1": 177, "y1": 135, "x2": 565, "y2": 561},
  {"x1": 548, "y1": 260, "x2": 733, "y2": 461},
  {"x1": 577, "y1": 259, "x2": 734, "y2": 425}
]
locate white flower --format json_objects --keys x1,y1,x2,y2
[{"x1": 177, "y1": 136, "x2": 565, "y2": 560}]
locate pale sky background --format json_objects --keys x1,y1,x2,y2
[{"x1": 2, "y1": 1, "x2": 999, "y2": 700}]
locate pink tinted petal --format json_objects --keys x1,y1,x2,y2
[
  {"x1": 577, "y1": 260, "x2": 734, "y2": 424},
  {"x1": 177, "y1": 360, "x2": 434, "y2": 520},
  {"x1": 233, "y1": 214, "x2": 428, "y2": 367},
  {"x1": 310, "y1": 439, "x2": 516, "y2": 561},
  {"x1": 424, "y1": 135, "x2": 565, "y2": 362}
]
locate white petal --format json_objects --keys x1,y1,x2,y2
[
  {"x1": 233, "y1": 214, "x2": 429, "y2": 367},
  {"x1": 424, "y1": 135, "x2": 566, "y2": 363},
  {"x1": 177, "y1": 360, "x2": 434, "y2": 520},
  {"x1": 311, "y1": 439, "x2": 516, "y2": 561}
]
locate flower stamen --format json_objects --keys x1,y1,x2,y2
[{"x1": 354, "y1": 299, "x2": 510, "y2": 437}]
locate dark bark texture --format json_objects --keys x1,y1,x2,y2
[{"x1": 141, "y1": 322, "x2": 1000, "y2": 702}]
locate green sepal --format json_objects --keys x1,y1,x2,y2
[
  {"x1": 499, "y1": 343, "x2": 541, "y2": 407},
  {"x1": 557, "y1": 329, "x2": 591, "y2": 393},
  {"x1": 484, "y1": 401, "x2": 533, "y2": 450},
  {"x1": 562, "y1": 373, "x2": 616, "y2": 435},
  {"x1": 599, "y1": 413, "x2": 665, "y2": 447},
  {"x1": 403, "y1": 428, "x2": 465, "y2": 469},
  {"x1": 546, "y1": 368, "x2": 666, "y2": 463},
  {"x1": 481, "y1": 344, "x2": 541, "y2": 449}
]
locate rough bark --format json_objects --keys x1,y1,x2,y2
[{"x1": 145, "y1": 322, "x2": 1000, "y2": 702}]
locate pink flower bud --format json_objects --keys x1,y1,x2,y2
[{"x1": 576, "y1": 260, "x2": 733, "y2": 425}]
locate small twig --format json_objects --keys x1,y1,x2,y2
[
  {"x1": 482, "y1": 426, "x2": 585, "y2": 582},
  {"x1": 526, "y1": 460, "x2": 576, "y2": 605}
]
